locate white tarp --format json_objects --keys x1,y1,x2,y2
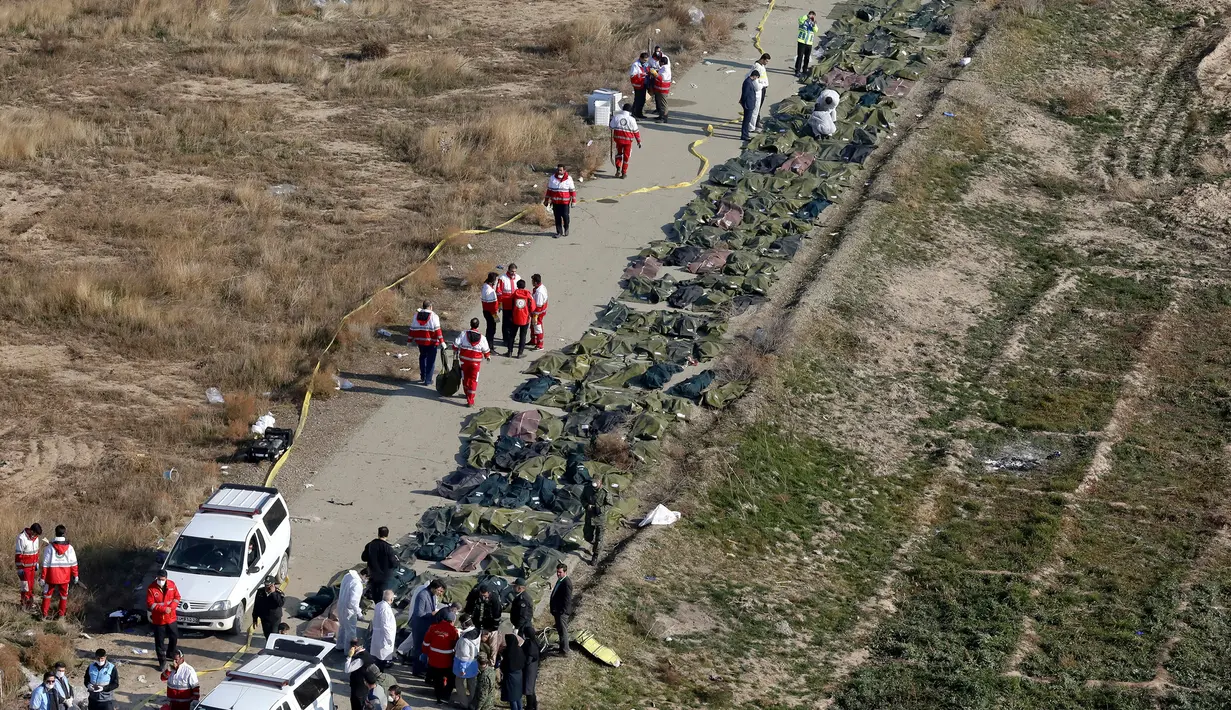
[{"x1": 639, "y1": 504, "x2": 681, "y2": 527}]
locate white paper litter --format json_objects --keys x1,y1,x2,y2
[
  {"x1": 251, "y1": 412, "x2": 275, "y2": 436},
  {"x1": 639, "y1": 504, "x2": 682, "y2": 527},
  {"x1": 205, "y1": 387, "x2": 224, "y2": 405}
]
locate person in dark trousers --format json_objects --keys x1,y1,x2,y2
[
  {"x1": 629, "y1": 52, "x2": 650, "y2": 118},
  {"x1": 146, "y1": 570, "x2": 180, "y2": 672},
  {"x1": 464, "y1": 584, "x2": 503, "y2": 632},
  {"x1": 480, "y1": 271, "x2": 499, "y2": 347},
  {"x1": 520, "y1": 625, "x2": 541, "y2": 710},
  {"x1": 583, "y1": 477, "x2": 613, "y2": 565},
  {"x1": 649, "y1": 55, "x2": 672, "y2": 123},
  {"x1": 361, "y1": 526, "x2": 399, "y2": 602},
  {"x1": 345, "y1": 638, "x2": 375, "y2": 710},
  {"x1": 542, "y1": 164, "x2": 576, "y2": 238},
  {"x1": 497, "y1": 264, "x2": 519, "y2": 348},
  {"x1": 85, "y1": 649, "x2": 119, "y2": 710},
  {"x1": 740, "y1": 70, "x2": 761, "y2": 142},
  {"x1": 253, "y1": 576, "x2": 285, "y2": 639},
  {"x1": 499, "y1": 633, "x2": 526, "y2": 710},
  {"x1": 508, "y1": 578, "x2": 532, "y2": 630},
  {"x1": 506, "y1": 280, "x2": 533, "y2": 358},
  {"x1": 795, "y1": 11, "x2": 817, "y2": 78},
  {"x1": 51, "y1": 662, "x2": 74, "y2": 710},
  {"x1": 549, "y1": 564, "x2": 573, "y2": 656}
]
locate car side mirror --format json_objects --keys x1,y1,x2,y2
[{"x1": 248, "y1": 564, "x2": 260, "y2": 575}]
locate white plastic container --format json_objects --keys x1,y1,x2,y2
[
  {"x1": 593, "y1": 99, "x2": 612, "y2": 127},
  {"x1": 588, "y1": 89, "x2": 623, "y2": 121}
]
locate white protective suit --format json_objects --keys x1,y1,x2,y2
[
  {"x1": 750, "y1": 61, "x2": 769, "y2": 129},
  {"x1": 807, "y1": 89, "x2": 841, "y2": 138},
  {"x1": 369, "y1": 599, "x2": 397, "y2": 662},
  {"x1": 335, "y1": 570, "x2": 363, "y2": 650}
]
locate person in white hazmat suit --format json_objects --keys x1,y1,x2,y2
[
  {"x1": 807, "y1": 89, "x2": 841, "y2": 138},
  {"x1": 335, "y1": 567, "x2": 367, "y2": 651},
  {"x1": 368, "y1": 589, "x2": 397, "y2": 669}
]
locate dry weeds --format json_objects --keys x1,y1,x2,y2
[
  {"x1": 1055, "y1": 81, "x2": 1104, "y2": 116},
  {"x1": 0, "y1": 643, "x2": 22, "y2": 694},
  {"x1": 21, "y1": 633, "x2": 74, "y2": 672},
  {"x1": 522, "y1": 203, "x2": 554, "y2": 227},
  {"x1": 0, "y1": 109, "x2": 98, "y2": 164},
  {"x1": 590, "y1": 433, "x2": 634, "y2": 469}
]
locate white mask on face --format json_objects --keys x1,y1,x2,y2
[{"x1": 55, "y1": 670, "x2": 65, "y2": 678}]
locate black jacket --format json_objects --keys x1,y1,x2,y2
[
  {"x1": 740, "y1": 75, "x2": 760, "y2": 110},
  {"x1": 550, "y1": 576, "x2": 573, "y2": 617},
  {"x1": 361, "y1": 538, "x2": 398, "y2": 581},
  {"x1": 465, "y1": 591, "x2": 503, "y2": 631},
  {"x1": 509, "y1": 590, "x2": 533, "y2": 630},
  {"x1": 253, "y1": 587, "x2": 285, "y2": 622}
]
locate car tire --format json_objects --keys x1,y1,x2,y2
[{"x1": 226, "y1": 601, "x2": 247, "y2": 637}]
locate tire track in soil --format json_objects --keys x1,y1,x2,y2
[{"x1": 1104, "y1": 30, "x2": 1182, "y2": 179}]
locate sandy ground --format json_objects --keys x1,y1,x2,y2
[{"x1": 99, "y1": 3, "x2": 817, "y2": 707}]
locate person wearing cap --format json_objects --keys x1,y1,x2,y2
[
  {"x1": 51, "y1": 661, "x2": 74, "y2": 710},
  {"x1": 146, "y1": 569, "x2": 181, "y2": 671},
  {"x1": 370, "y1": 589, "x2": 398, "y2": 670},
  {"x1": 253, "y1": 575, "x2": 285, "y2": 640},
  {"x1": 508, "y1": 578, "x2": 532, "y2": 631},
  {"x1": 474, "y1": 650, "x2": 498, "y2": 710},
  {"x1": 14, "y1": 522, "x2": 42, "y2": 609},
  {"x1": 84, "y1": 649, "x2": 119, "y2": 710},
  {"x1": 422, "y1": 607, "x2": 459, "y2": 703},
  {"x1": 161, "y1": 649, "x2": 199, "y2": 710}
]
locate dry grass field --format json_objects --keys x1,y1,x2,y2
[{"x1": 0, "y1": 0, "x2": 738, "y2": 655}]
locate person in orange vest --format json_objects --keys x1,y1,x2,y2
[
  {"x1": 542, "y1": 165, "x2": 576, "y2": 238},
  {"x1": 160, "y1": 650, "x2": 199, "y2": 710},
  {"x1": 609, "y1": 104, "x2": 642, "y2": 179},
  {"x1": 506, "y1": 280, "x2": 533, "y2": 358},
  {"x1": 421, "y1": 609, "x2": 460, "y2": 704},
  {"x1": 40, "y1": 525, "x2": 77, "y2": 620},
  {"x1": 14, "y1": 522, "x2": 41, "y2": 609},
  {"x1": 454, "y1": 318, "x2": 492, "y2": 407},
  {"x1": 629, "y1": 52, "x2": 650, "y2": 119},
  {"x1": 480, "y1": 271, "x2": 499, "y2": 348},
  {"x1": 408, "y1": 300, "x2": 446, "y2": 385},
  {"x1": 147, "y1": 569, "x2": 181, "y2": 671},
  {"x1": 530, "y1": 274, "x2": 549, "y2": 351},
  {"x1": 496, "y1": 264, "x2": 519, "y2": 349}
]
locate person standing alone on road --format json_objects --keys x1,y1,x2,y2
[
  {"x1": 14, "y1": 522, "x2": 41, "y2": 609},
  {"x1": 253, "y1": 576, "x2": 285, "y2": 640},
  {"x1": 550, "y1": 563, "x2": 573, "y2": 656},
  {"x1": 609, "y1": 104, "x2": 642, "y2": 179},
  {"x1": 85, "y1": 649, "x2": 119, "y2": 710},
  {"x1": 361, "y1": 526, "x2": 399, "y2": 602},
  {"x1": 795, "y1": 11, "x2": 817, "y2": 78},
  {"x1": 497, "y1": 264, "x2": 519, "y2": 348},
  {"x1": 480, "y1": 271, "x2": 499, "y2": 348},
  {"x1": 629, "y1": 52, "x2": 650, "y2": 118},
  {"x1": 453, "y1": 318, "x2": 492, "y2": 407},
  {"x1": 506, "y1": 280, "x2": 533, "y2": 358},
  {"x1": 409, "y1": 301, "x2": 446, "y2": 385},
  {"x1": 146, "y1": 569, "x2": 180, "y2": 671},
  {"x1": 740, "y1": 70, "x2": 761, "y2": 142},
  {"x1": 530, "y1": 274, "x2": 548, "y2": 351},
  {"x1": 543, "y1": 165, "x2": 576, "y2": 238},
  {"x1": 751, "y1": 53, "x2": 771, "y2": 131},
  {"x1": 40, "y1": 525, "x2": 77, "y2": 620}
]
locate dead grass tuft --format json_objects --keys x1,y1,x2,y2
[
  {"x1": 0, "y1": 643, "x2": 22, "y2": 694},
  {"x1": 1054, "y1": 82, "x2": 1103, "y2": 117},
  {"x1": 21, "y1": 633, "x2": 74, "y2": 672},
  {"x1": 590, "y1": 433, "x2": 634, "y2": 469},
  {"x1": 1107, "y1": 176, "x2": 1148, "y2": 201},
  {"x1": 523, "y1": 203, "x2": 554, "y2": 227},
  {"x1": 386, "y1": 110, "x2": 566, "y2": 179},
  {"x1": 1000, "y1": 0, "x2": 1047, "y2": 17},
  {"x1": 359, "y1": 39, "x2": 390, "y2": 61},
  {"x1": 224, "y1": 393, "x2": 266, "y2": 441},
  {"x1": 466, "y1": 262, "x2": 498, "y2": 290},
  {"x1": 325, "y1": 52, "x2": 479, "y2": 99},
  {"x1": 0, "y1": 109, "x2": 98, "y2": 164}
]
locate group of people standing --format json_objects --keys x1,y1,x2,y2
[
  {"x1": 628, "y1": 46, "x2": 672, "y2": 123},
  {"x1": 14, "y1": 523, "x2": 79, "y2": 621}
]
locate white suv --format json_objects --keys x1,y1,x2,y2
[
  {"x1": 160, "y1": 484, "x2": 292, "y2": 634},
  {"x1": 199, "y1": 634, "x2": 333, "y2": 710}
]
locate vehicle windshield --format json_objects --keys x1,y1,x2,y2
[{"x1": 164, "y1": 536, "x2": 243, "y2": 577}]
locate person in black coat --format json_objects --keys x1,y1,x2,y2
[
  {"x1": 499, "y1": 633, "x2": 527, "y2": 710},
  {"x1": 508, "y1": 578, "x2": 533, "y2": 630},
  {"x1": 520, "y1": 625, "x2": 541, "y2": 710},
  {"x1": 252, "y1": 576, "x2": 285, "y2": 639},
  {"x1": 549, "y1": 563, "x2": 573, "y2": 656},
  {"x1": 740, "y1": 70, "x2": 761, "y2": 142},
  {"x1": 361, "y1": 526, "x2": 399, "y2": 602},
  {"x1": 464, "y1": 585, "x2": 503, "y2": 632},
  {"x1": 345, "y1": 639, "x2": 376, "y2": 710}
]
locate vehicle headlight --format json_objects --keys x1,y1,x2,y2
[{"x1": 208, "y1": 601, "x2": 232, "y2": 612}]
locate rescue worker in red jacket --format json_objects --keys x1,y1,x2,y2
[
  {"x1": 147, "y1": 570, "x2": 181, "y2": 671},
  {"x1": 531, "y1": 274, "x2": 549, "y2": 351},
  {"x1": 496, "y1": 264, "x2": 519, "y2": 349},
  {"x1": 40, "y1": 525, "x2": 77, "y2": 619},
  {"x1": 14, "y1": 522, "x2": 42, "y2": 609},
  {"x1": 608, "y1": 104, "x2": 642, "y2": 179},
  {"x1": 408, "y1": 300, "x2": 446, "y2": 385},
  {"x1": 629, "y1": 52, "x2": 650, "y2": 119},
  {"x1": 542, "y1": 164, "x2": 577, "y2": 238},
  {"x1": 480, "y1": 271, "x2": 499, "y2": 349},
  {"x1": 421, "y1": 610, "x2": 460, "y2": 703},
  {"x1": 160, "y1": 650, "x2": 199, "y2": 710},
  {"x1": 454, "y1": 318, "x2": 492, "y2": 407},
  {"x1": 648, "y1": 50, "x2": 672, "y2": 123},
  {"x1": 506, "y1": 280, "x2": 534, "y2": 358}
]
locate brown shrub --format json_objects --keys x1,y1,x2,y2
[
  {"x1": 359, "y1": 39, "x2": 389, "y2": 60},
  {"x1": 522, "y1": 203, "x2": 553, "y2": 227},
  {"x1": 325, "y1": 52, "x2": 478, "y2": 99},
  {"x1": 307, "y1": 363, "x2": 339, "y2": 400},
  {"x1": 0, "y1": 109, "x2": 98, "y2": 164},
  {"x1": 1001, "y1": 0, "x2": 1046, "y2": 17},
  {"x1": 224, "y1": 392, "x2": 266, "y2": 441},
  {"x1": 465, "y1": 262, "x2": 498, "y2": 290},
  {"x1": 1055, "y1": 82, "x2": 1102, "y2": 117},
  {"x1": 590, "y1": 433, "x2": 633, "y2": 469},
  {"x1": 0, "y1": 643, "x2": 22, "y2": 694},
  {"x1": 22, "y1": 633, "x2": 74, "y2": 672},
  {"x1": 177, "y1": 45, "x2": 316, "y2": 83},
  {"x1": 406, "y1": 262, "x2": 442, "y2": 295}
]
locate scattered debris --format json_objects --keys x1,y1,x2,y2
[
  {"x1": 267, "y1": 183, "x2": 296, "y2": 197},
  {"x1": 328, "y1": 498, "x2": 354, "y2": 506},
  {"x1": 332, "y1": 374, "x2": 354, "y2": 390},
  {"x1": 205, "y1": 387, "x2": 224, "y2": 405},
  {"x1": 644, "y1": 575, "x2": 658, "y2": 582},
  {"x1": 376, "y1": 328, "x2": 395, "y2": 338},
  {"x1": 162, "y1": 468, "x2": 178, "y2": 482},
  {"x1": 639, "y1": 504, "x2": 682, "y2": 527},
  {"x1": 387, "y1": 352, "x2": 409, "y2": 359},
  {"x1": 943, "y1": 111, "x2": 956, "y2": 117},
  {"x1": 251, "y1": 412, "x2": 276, "y2": 436},
  {"x1": 983, "y1": 446, "x2": 1062, "y2": 472},
  {"x1": 958, "y1": 56, "x2": 972, "y2": 66},
  {"x1": 687, "y1": 6, "x2": 704, "y2": 24}
]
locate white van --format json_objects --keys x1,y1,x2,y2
[
  {"x1": 160, "y1": 484, "x2": 292, "y2": 633},
  {"x1": 198, "y1": 634, "x2": 333, "y2": 710}
]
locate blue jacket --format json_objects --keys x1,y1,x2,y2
[
  {"x1": 740, "y1": 76, "x2": 760, "y2": 110},
  {"x1": 410, "y1": 587, "x2": 435, "y2": 633},
  {"x1": 29, "y1": 685, "x2": 53, "y2": 710}
]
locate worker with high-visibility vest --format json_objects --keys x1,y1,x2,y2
[
  {"x1": 497, "y1": 264, "x2": 519, "y2": 348},
  {"x1": 648, "y1": 53, "x2": 672, "y2": 123},
  {"x1": 409, "y1": 301, "x2": 446, "y2": 385},
  {"x1": 795, "y1": 11, "x2": 817, "y2": 78},
  {"x1": 14, "y1": 522, "x2": 41, "y2": 609},
  {"x1": 480, "y1": 271, "x2": 499, "y2": 348},
  {"x1": 453, "y1": 318, "x2": 492, "y2": 407},
  {"x1": 506, "y1": 280, "x2": 534, "y2": 358},
  {"x1": 629, "y1": 53, "x2": 650, "y2": 119},
  {"x1": 531, "y1": 274, "x2": 549, "y2": 351}
]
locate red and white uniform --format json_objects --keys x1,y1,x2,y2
[
  {"x1": 629, "y1": 60, "x2": 647, "y2": 90},
  {"x1": 651, "y1": 60, "x2": 672, "y2": 94},
  {"x1": 40, "y1": 538, "x2": 78, "y2": 618},
  {"x1": 532, "y1": 283, "x2": 549, "y2": 350},
  {"x1": 609, "y1": 110, "x2": 641, "y2": 174},
  {"x1": 161, "y1": 662, "x2": 199, "y2": 710},
  {"x1": 480, "y1": 282, "x2": 499, "y2": 315},
  {"x1": 14, "y1": 529, "x2": 40, "y2": 606},
  {"x1": 409, "y1": 309, "x2": 445, "y2": 348},
  {"x1": 510, "y1": 288, "x2": 533, "y2": 328},
  {"x1": 497, "y1": 271, "x2": 519, "y2": 311},
  {"x1": 147, "y1": 579, "x2": 181, "y2": 626},
  {"x1": 544, "y1": 172, "x2": 576, "y2": 206},
  {"x1": 421, "y1": 620, "x2": 459, "y2": 670},
  {"x1": 454, "y1": 330, "x2": 492, "y2": 406}
]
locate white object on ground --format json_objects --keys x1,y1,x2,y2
[
  {"x1": 376, "y1": 328, "x2": 394, "y2": 337},
  {"x1": 205, "y1": 387, "x2": 224, "y2": 404},
  {"x1": 959, "y1": 57, "x2": 972, "y2": 66},
  {"x1": 332, "y1": 374, "x2": 354, "y2": 390},
  {"x1": 688, "y1": 6, "x2": 704, "y2": 24},
  {"x1": 639, "y1": 504, "x2": 682, "y2": 527},
  {"x1": 251, "y1": 412, "x2": 275, "y2": 436}
]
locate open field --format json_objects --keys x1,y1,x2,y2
[{"x1": 542, "y1": 0, "x2": 1231, "y2": 707}]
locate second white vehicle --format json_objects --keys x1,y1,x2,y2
[
  {"x1": 198, "y1": 634, "x2": 334, "y2": 710},
  {"x1": 160, "y1": 484, "x2": 292, "y2": 634}
]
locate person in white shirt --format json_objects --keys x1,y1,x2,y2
[
  {"x1": 369, "y1": 589, "x2": 397, "y2": 669},
  {"x1": 750, "y1": 53, "x2": 771, "y2": 132}
]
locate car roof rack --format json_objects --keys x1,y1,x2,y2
[
  {"x1": 200, "y1": 484, "x2": 277, "y2": 517},
  {"x1": 225, "y1": 654, "x2": 312, "y2": 688}
]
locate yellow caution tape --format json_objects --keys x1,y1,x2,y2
[{"x1": 753, "y1": 0, "x2": 778, "y2": 54}]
